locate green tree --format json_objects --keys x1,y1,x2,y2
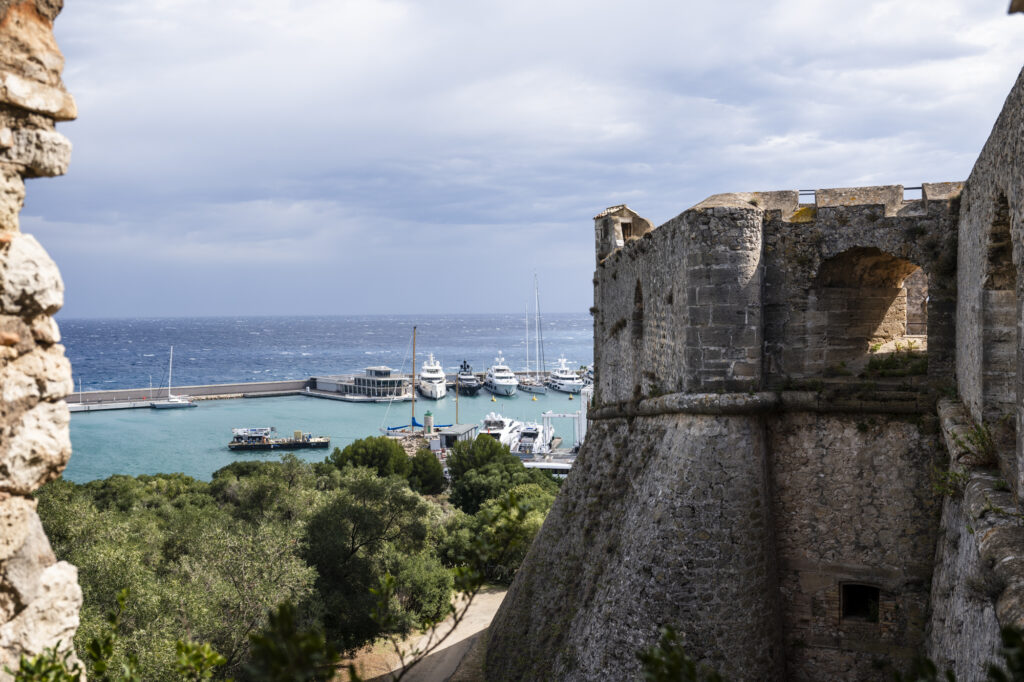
[
  {"x1": 407, "y1": 449, "x2": 445, "y2": 495},
  {"x1": 243, "y1": 603, "x2": 337, "y2": 682},
  {"x1": 446, "y1": 435, "x2": 558, "y2": 514},
  {"x1": 328, "y1": 437, "x2": 413, "y2": 479},
  {"x1": 473, "y1": 483, "x2": 556, "y2": 583},
  {"x1": 302, "y1": 468, "x2": 447, "y2": 651}
]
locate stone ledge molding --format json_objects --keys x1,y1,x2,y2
[{"x1": 589, "y1": 389, "x2": 932, "y2": 420}]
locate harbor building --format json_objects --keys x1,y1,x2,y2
[{"x1": 313, "y1": 366, "x2": 411, "y2": 401}]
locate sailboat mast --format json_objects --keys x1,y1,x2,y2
[
  {"x1": 525, "y1": 305, "x2": 530, "y2": 379},
  {"x1": 168, "y1": 346, "x2": 174, "y2": 398},
  {"x1": 534, "y1": 275, "x2": 544, "y2": 377},
  {"x1": 411, "y1": 326, "x2": 416, "y2": 430}
]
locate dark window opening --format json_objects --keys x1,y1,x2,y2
[
  {"x1": 841, "y1": 584, "x2": 879, "y2": 623},
  {"x1": 622, "y1": 222, "x2": 634, "y2": 240}
]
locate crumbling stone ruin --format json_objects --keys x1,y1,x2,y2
[
  {"x1": 0, "y1": 0, "x2": 81, "y2": 676},
  {"x1": 486, "y1": 62, "x2": 1024, "y2": 682}
]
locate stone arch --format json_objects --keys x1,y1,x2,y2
[{"x1": 807, "y1": 247, "x2": 927, "y2": 376}]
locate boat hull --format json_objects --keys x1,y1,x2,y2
[
  {"x1": 151, "y1": 401, "x2": 197, "y2": 409},
  {"x1": 418, "y1": 382, "x2": 447, "y2": 399},
  {"x1": 485, "y1": 380, "x2": 517, "y2": 396},
  {"x1": 546, "y1": 379, "x2": 584, "y2": 394},
  {"x1": 455, "y1": 379, "x2": 482, "y2": 396},
  {"x1": 519, "y1": 380, "x2": 547, "y2": 394}
]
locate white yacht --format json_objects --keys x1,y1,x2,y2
[
  {"x1": 546, "y1": 356, "x2": 584, "y2": 394},
  {"x1": 481, "y1": 412, "x2": 523, "y2": 449},
  {"x1": 512, "y1": 421, "x2": 553, "y2": 457},
  {"x1": 417, "y1": 353, "x2": 447, "y2": 400},
  {"x1": 484, "y1": 352, "x2": 518, "y2": 396}
]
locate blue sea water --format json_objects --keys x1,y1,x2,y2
[
  {"x1": 60, "y1": 314, "x2": 592, "y2": 391},
  {"x1": 60, "y1": 314, "x2": 593, "y2": 483}
]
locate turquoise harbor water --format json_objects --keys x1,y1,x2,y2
[
  {"x1": 66, "y1": 392, "x2": 588, "y2": 483},
  {"x1": 61, "y1": 313, "x2": 593, "y2": 482}
]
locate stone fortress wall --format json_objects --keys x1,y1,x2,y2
[
  {"x1": 0, "y1": 0, "x2": 81, "y2": 677},
  {"x1": 487, "y1": 63, "x2": 1024, "y2": 682}
]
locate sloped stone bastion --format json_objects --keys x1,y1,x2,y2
[{"x1": 488, "y1": 65, "x2": 1024, "y2": 682}]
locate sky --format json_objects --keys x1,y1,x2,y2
[{"x1": 20, "y1": 0, "x2": 1024, "y2": 318}]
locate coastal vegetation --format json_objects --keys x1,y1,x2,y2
[{"x1": 30, "y1": 435, "x2": 557, "y2": 680}]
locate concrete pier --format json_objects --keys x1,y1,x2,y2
[{"x1": 66, "y1": 379, "x2": 311, "y2": 408}]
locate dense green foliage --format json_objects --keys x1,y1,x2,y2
[
  {"x1": 33, "y1": 434, "x2": 557, "y2": 679},
  {"x1": 446, "y1": 435, "x2": 560, "y2": 514},
  {"x1": 408, "y1": 449, "x2": 445, "y2": 495},
  {"x1": 328, "y1": 437, "x2": 412, "y2": 479}
]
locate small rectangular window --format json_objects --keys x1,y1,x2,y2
[
  {"x1": 622, "y1": 222, "x2": 634, "y2": 239},
  {"x1": 841, "y1": 584, "x2": 879, "y2": 623}
]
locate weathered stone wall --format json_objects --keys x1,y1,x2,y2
[
  {"x1": 925, "y1": 400, "x2": 1022, "y2": 682},
  {"x1": 906, "y1": 268, "x2": 928, "y2": 335},
  {"x1": 955, "y1": 66, "x2": 1024, "y2": 494},
  {"x1": 486, "y1": 407, "x2": 783, "y2": 681},
  {"x1": 591, "y1": 184, "x2": 959, "y2": 409},
  {"x1": 0, "y1": 0, "x2": 80, "y2": 676},
  {"x1": 769, "y1": 413, "x2": 943, "y2": 681},
  {"x1": 760, "y1": 185, "x2": 959, "y2": 384}
]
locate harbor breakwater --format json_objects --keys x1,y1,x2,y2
[{"x1": 68, "y1": 379, "x2": 311, "y2": 405}]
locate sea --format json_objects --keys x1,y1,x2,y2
[{"x1": 59, "y1": 314, "x2": 593, "y2": 483}]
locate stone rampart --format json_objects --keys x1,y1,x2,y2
[
  {"x1": 0, "y1": 1, "x2": 81, "y2": 676},
  {"x1": 488, "y1": 100, "x2": 1013, "y2": 681},
  {"x1": 486, "y1": 413, "x2": 783, "y2": 681}
]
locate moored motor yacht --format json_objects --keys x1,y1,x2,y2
[
  {"x1": 484, "y1": 352, "x2": 518, "y2": 396},
  {"x1": 512, "y1": 421, "x2": 553, "y2": 457},
  {"x1": 545, "y1": 355, "x2": 584, "y2": 394},
  {"x1": 418, "y1": 353, "x2": 447, "y2": 400},
  {"x1": 481, "y1": 412, "x2": 523, "y2": 449},
  {"x1": 455, "y1": 360, "x2": 482, "y2": 396}
]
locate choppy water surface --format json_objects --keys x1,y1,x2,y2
[{"x1": 61, "y1": 314, "x2": 593, "y2": 482}]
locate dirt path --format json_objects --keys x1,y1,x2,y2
[{"x1": 344, "y1": 587, "x2": 506, "y2": 682}]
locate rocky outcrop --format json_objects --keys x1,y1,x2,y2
[{"x1": 0, "y1": 0, "x2": 80, "y2": 677}]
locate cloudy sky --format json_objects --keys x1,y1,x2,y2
[{"x1": 21, "y1": 0, "x2": 1024, "y2": 318}]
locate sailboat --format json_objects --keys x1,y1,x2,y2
[
  {"x1": 519, "y1": 299, "x2": 546, "y2": 395},
  {"x1": 150, "y1": 346, "x2": 197, "y2": 409},
  {"x1": 519, "y1": 276, "x2": 548, "y2": 397}
]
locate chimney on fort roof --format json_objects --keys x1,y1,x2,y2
[{"x1": 593, "y1": 205, "x2": 654, "y2": 264}]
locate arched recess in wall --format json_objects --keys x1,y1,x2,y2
[
  {"x1": 808, "y1": 247, "x2": 928, "y2": 378},
  {"x1": 981, "y1": 193, "x2": 1018, "y2": 422}
]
